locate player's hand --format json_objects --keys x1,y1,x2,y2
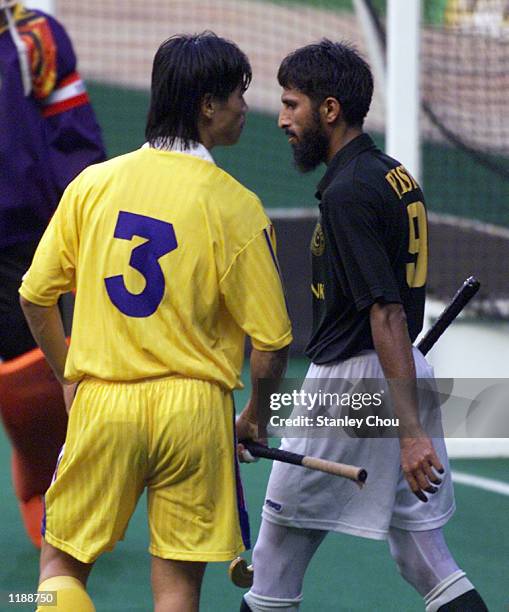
[
  {"x1": 236, "y1": 412, "x2": 266, "y2": 463},
  {"x1": 62, "y1": 381, "x2": 78, "y2": 414},
  {"x1": 400, "y1": 435, "x2": 444, "y2": 503}
]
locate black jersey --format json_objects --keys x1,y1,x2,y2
[{"x1": 306, "y1": 133, "x2": 427, "y2": 364}]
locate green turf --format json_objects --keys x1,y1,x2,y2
[
  {"x1": 1, "y1": 447, "x2": 507, "y2": 611},
  {"x1": 451, "y1": 458, "x2": 509, "y2": 482},
  {"x1": 0, "y1": 356, "x2": 508, "y2": 610}
]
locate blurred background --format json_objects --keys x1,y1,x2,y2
[
  {"x1": 1, "y1": 1, "x2": 508, "y2": 610},
  {"x1": 48, "y1": 0, "x2": 509, "y2": 370}
]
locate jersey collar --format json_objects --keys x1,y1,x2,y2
[
  {"x1": 144, "y1": 138, "x2": 216, "y2": 165},
  {"x1": 315, "y1": 133, "x2": 376, "y2": 200}
]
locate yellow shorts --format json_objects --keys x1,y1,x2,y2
[{"x1": 43, "y1": 377, "x2": 248, "y2": 563}]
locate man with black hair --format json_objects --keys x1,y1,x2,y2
[
  {"x1": 241, "y1": 40, "x2": 487, "y2": 612},
  {"x1": 20, "y1": 32, "x2": 291, "y2": 611}
]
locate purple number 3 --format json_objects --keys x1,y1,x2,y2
[{"x1": 104, "y1": 211, "x2": 178, "y2": 317}]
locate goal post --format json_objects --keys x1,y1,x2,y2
[{"x1": 386, "y1": 0, "x2": 422, "y2": 181}]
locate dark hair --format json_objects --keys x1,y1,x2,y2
[
  {"x1": 277, "y1": 39, "x2": 373, "y2": 128},
  {"x1": 145, "y1": 32, "x2": 252, "y2": 147}
]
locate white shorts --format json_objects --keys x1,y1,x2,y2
[{"x1": 262, "y1": 349, "x2": 455, "y2": 540}]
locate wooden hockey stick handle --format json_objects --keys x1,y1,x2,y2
[
  {"x1": 240, "y1": 440, "x2": 367, "y2": 484},
  {"x1": 301, "y1": 455, "x2": 367, "y2": 482}
]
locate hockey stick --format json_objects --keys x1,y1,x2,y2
[
  {"x1": 417, "y1": 276, "x2": 480, "y2": 356},
  {"x1": 230, "y1": 277, "x2": 481, "y2": 588},
  {"x1": 232, "y1": 439, "x2": 368, "y2": 586},
  {"x1": 239, "y1": 439, "x2": 368, "y2": 484},
  {"x1": 237, "y1": 277, "x2": 480, "y2": 482}
]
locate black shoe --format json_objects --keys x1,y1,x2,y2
[
  {"x1": 438, "y1": 589, "x2": 489, "y2": 611},
  {"x1": 240, "y1": 596, "x2": 252, "y2": 612}
]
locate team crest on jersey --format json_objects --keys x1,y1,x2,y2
[
  {"x1": 311, "y1": 222, "x2": 325, "y2": 257},
  {"x1": 18, "y1": 14, "x2": 57, "y2": 99}
]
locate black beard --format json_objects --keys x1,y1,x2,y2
[{"x1": 290, "y1": 117, "x2": 329, "y2": 173}]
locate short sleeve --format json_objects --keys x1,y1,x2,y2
[
  {"x1": 219, "y1": 227, "x2": 292, "y2": 351},
  {"x1": 322, "y1": 185, "x2": 402, "y2": 311}
]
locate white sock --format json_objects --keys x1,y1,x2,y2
[
  {"x1": 388, "y1": 527, "x2": 461, "y2": 596},
  {"x1": 424, "y1": 570, "x2": 474, "y2": 612},
  {"x1": 244, "y1": 590, "x2": 302, "y2": 611}
]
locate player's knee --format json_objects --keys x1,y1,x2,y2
[
  {"x1": 252, "y1": 535, "x2": 294, "y2": 579},
  {"x1": 252, "y1": 539, "x2": 272, "y2": 571},
  {"x1": 251, "y1": 543, "x2": 297, "y2": 598},
  {"x1": 242, "y1": 591, "x2": 302, "y2": 611},
  {"x1": 395, "y1": 556, "x2": 421, "y2": 588},
  {"x1": 389, "y1": 542, "x2": 419, "y2": 589},
  {"x1": 37, "y1": 576, "x2": 95, "y2": 612}
]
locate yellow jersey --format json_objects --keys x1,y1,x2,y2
[{"x1": 20, "y1": 146, "x2": 292, "y2": 389}]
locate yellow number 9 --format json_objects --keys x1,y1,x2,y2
[{"x1": 406, "y1": 201, "x2": 428, "y2": 288}]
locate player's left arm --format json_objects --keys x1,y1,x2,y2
[
  {"x1": 219, "y1": 220, "x2": 292, "y2": 446},
  {"x1": 323, "y1": 187, "x2": 443, "y2": 501},
  {"x1": 23, "y1": 12, "x2": 106, "y2": 190},
  {"x1": 236, "y1": 345, "x2": 289, "y2": 445},
  {"x1": 370, "y1": 302, "x2": 443, "y2": 502}
]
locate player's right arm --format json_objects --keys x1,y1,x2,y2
[
  {"x1": 18, "y1": 299, "x2": 67, "y2": 384},
  {"x1": 19, "y1": 179, "x2": 80, "y2": 408}
]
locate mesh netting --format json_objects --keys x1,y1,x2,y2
[
  {"x1": 53, "y1": 0, "x2": 384, "y2": 206},
  {"x1": 53, "y1": 0, "x2": 509, "y2": 313},
  {"x1": 367, "y1": 0, "x2": 509, "y2": 312}
]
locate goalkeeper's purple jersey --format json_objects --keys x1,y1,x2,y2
[{"x1": 0, "y1": 4, "x2": 106, "y2": 248}]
